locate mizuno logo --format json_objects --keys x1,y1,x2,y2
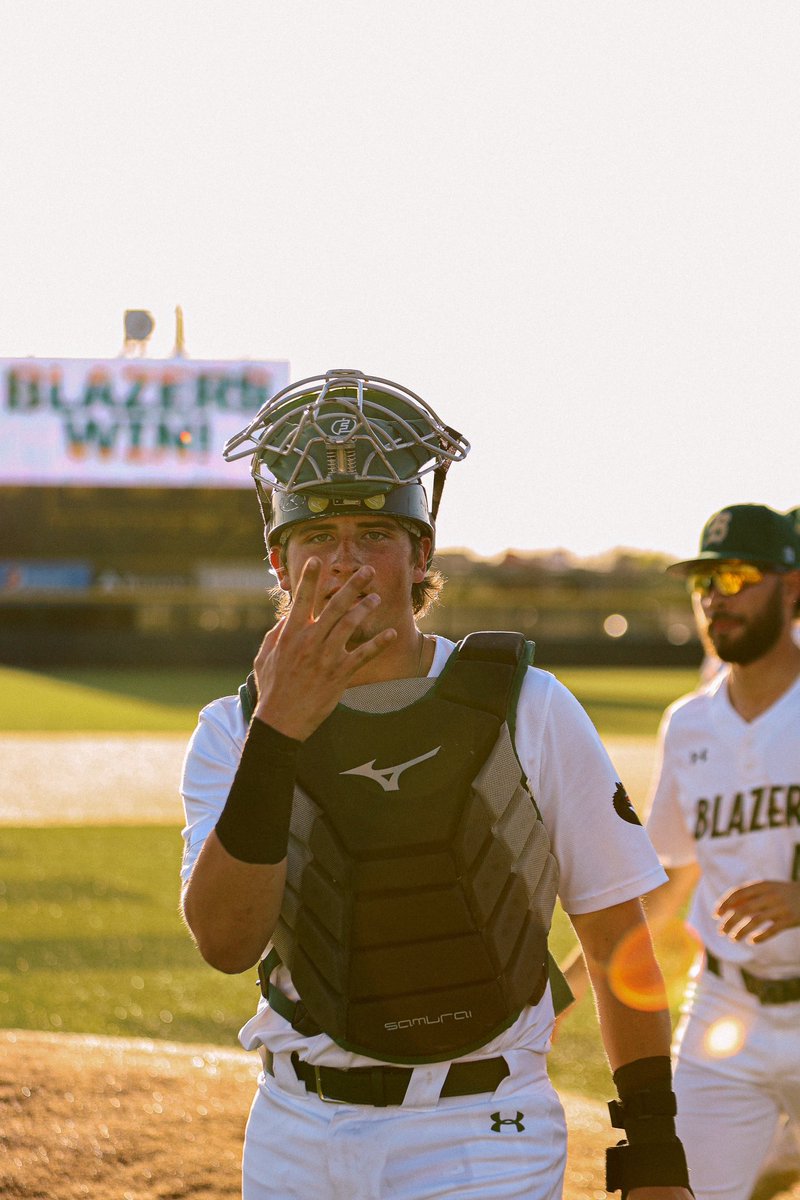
[{"x1": 341, "y1": 746, "x2": 441, "y2": 792}]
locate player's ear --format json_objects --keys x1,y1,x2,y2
[
  {"x1": 269, "y1": 545, "x2": 292, "y2": 592},
  {"x1": 783, "y1": 569, "x2": 800, "y2": 618},
  {"x1": 411, "y1": 536, "x2": 432, "y2": 583}
]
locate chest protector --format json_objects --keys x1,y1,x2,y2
[{"x1": 246, "y1": 632, "x2": 560, "y2": 1064}]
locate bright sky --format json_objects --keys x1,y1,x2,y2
[{"x1": 1, "y1": 2, "x2": 798, "y2": 560}]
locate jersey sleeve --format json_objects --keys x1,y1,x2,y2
[
  {"x1": 515, "y1": 669, "x2": 666, "y2": 915},
  {"x1": 643, "y1": 706, "x2": 698, "y2": 868},
  {"x1": 180, "y1": 696, "x2": 246, "y2": 888}
]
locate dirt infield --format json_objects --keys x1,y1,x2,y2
[
  {"x1": 1, "y1": 1028, "x2": 618, "y2": 1199},
  {"x1": 0, "y1": 734, "x2": 188, "y2": 825},
  {"x1": 0, "y1": 734, "x2": 658, "y2": 825},
  {"x1": 4, "y1": 1029, "x2": 799, "y2": 1200}
]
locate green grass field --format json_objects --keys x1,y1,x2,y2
[
  {"x1": 1, "y1": 825, "x2": 256, "y2": 1048},
  {"x1": 555, "y1": 665, "x2": 698, "y2": 736},
  {"x1": 0, "y1": 824, "x2": 622, "y2": 1097},
  {"x1": 2, "y1": 663, "x2": 700, "y2": 1100},
  {"x1": 0, "y1": 666, "x2": 246, "y2": 732},
  {"x1": 0, "y1": 663, "x2": 699, "y2": 736},
  {"x1": 1, "y1": 824, "x2": 693, "y2": 1100}
]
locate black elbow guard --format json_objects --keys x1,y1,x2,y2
[{"x1": 605, "y1": 1056, "x2": 692, "y2": 1197}]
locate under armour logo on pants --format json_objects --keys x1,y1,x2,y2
[{"x1": 490, "y1": 1111, "x2": 525, "y2": 1132}]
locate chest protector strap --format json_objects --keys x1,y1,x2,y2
[{"x1": 250, "y1": 631, "x2": 569, "y2": 1063}]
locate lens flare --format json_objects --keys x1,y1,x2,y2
[
  {"x1": 704, "y1": 1017, "x2": 746, "y2": 1058},
  {"x1": 651, "y1": 919, "x2": 703, "y2": 1006},
  {"x1": 608, "y1": 924, "x2": 669, "y2": 1012}
]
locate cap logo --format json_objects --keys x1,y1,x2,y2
[
  {"x1": 330, "y1": 417, "x2": 357, "y2": 436},
  {"x1": 703, "y1": 511, "x2": 732, "y2": 547}
]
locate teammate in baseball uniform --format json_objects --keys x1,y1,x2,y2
[
  {"x1": 697, "y1": 508, "x2": 800, "y2": 685},
  {"x1": 180, "y1": 369, "x2": 693, "y2": 1200},
  {"x1": 692, "y1": 505, "x2": 800, "y2": 1196},
  {"x1": 642, "y1": 503, "x2": 800, "y2": 1200}
]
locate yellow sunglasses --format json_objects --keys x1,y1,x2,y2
[{"x1": 687, "y1": 563, "x2": 766, "y2": 597}]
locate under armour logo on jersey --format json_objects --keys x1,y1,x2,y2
[
  {"x1": 612, "y1": 781, "x2": 641, "y2": 826},
  {"x1": 691, "y1": 749, "x2": 708, "y2": 764},
  {"x1": 341, "y1": 746, "x2": 441, "y2": 792},
  {"x1": 491, "y1": 1111, "x2": 525, "y2": 1133}
]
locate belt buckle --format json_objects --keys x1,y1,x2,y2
[{"x1": 313, "y1": 1065, "x2": 348, "y2": 1105}]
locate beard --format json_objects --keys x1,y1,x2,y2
[{"x1": 704, "y1": 580, "x2": 785, "y2": 665}]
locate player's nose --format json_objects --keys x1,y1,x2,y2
[
  {"x1": 703, "y1": 589, "x2": 732, "y2": 618},
  {"x1": 330, "y1": 536, "x2": 363, "y2": 572}
]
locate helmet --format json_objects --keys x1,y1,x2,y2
[{"x1": 224, "y1": 368, "x2": 469, "y2": 554}]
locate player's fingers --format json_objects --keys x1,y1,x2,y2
[
  {"x1": 718, "y1": 900, "x2": 775, "y2": 936},
  {"x1": 720, "y1": 896, "x2": 792, "y2": 939},
  {"x1": 724, "y1": 913, "x2": 770, "y2": 941},
  {"x1": 748, "y1": 905, "x2": 798, "y2": 940},
  {"x1": 750, "y1": 921, "x2": 787, "y2": 943},
  {"x1": 714, "y1": 880, "x2": 771, "y2": 916},
  {"x1": 315, "y1": 591, "x2": 386, "y2": 656},
  {"x1": 719, "y1": 882, "x2": 800, "y2": 942},
  {"x1": 342, "y1": 625, "x2": 397, "y2": 671},
  {"x1": 718, "y1": 896, "x2": 773, "y2": 925},
  {"x1": 313, "y1": 566, "x2": 377, "y2": 637},
  {"x1": 285, "y1": 557, "x2": 323, "y2": 624},
  {"x1": 254, "y1": 617, "x2": 285, "y2": 660}
]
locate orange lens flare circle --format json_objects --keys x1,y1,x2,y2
[
  {"x1": 653, "y1": 919, "x2": 704, "y2": 1000},
  {"x1": 608, "y1": 924, "x2": 670, "y2": 1012}
]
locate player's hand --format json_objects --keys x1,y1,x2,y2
[
  {"x1": 251, "y1": 557, "x2": 396, "y2": 741},
  {"x1": 715, "y1": 879, "x2": 800, "y2": 943}
]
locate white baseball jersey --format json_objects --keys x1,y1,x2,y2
[
  {"x1": 645, "y1": 668, "x2": 800, "y2": 976},
  {"x1": 181, "y1": 635, "x2": 666, "y2": 1071}
]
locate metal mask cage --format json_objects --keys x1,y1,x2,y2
[{"x1": 223, "y1": 369, "x2": 470, "y2": 500}]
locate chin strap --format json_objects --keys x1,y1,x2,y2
[{"x1": 605, "y1": 1057, "x2": 693, "y2": 1197}]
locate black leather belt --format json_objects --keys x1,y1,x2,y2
[
  {"x1": 705, "y1": 949, "x2": 800, "y2": 1005},
  {"x1": 264, "y1": 1050, "x2": 510, "y2": 1107}
]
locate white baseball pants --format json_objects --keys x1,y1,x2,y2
[
  {"x1": 241, "y1": 1052, "x2": 567, "y2": 1199},
  {"x1": 673, "y1": 970, "x2": 800, "y2": 1200}
]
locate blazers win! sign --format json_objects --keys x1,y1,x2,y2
[{"x1": 0, "y1": 357, "x2": 290, "y2": 489}]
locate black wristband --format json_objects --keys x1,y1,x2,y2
[{"x1": 215, "y1": 718, "x2": 300, "y2": 864}]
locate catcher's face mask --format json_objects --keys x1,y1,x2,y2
[{"x1": 223, "y1": 368, "x2": 470, "y2": 557}]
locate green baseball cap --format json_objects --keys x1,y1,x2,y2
[{"x1": 667, "y1": 503, "x2": 800, "y2": 576}]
